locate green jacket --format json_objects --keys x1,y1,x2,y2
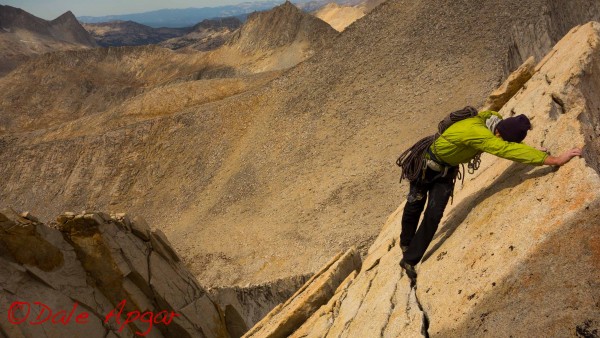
[{"x1": 429, "y1": 110, "x2": 548, "y2": 166}]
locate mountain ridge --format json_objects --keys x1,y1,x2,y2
[
  {"x1": 0, "y1": 5, "x2": 97, "y2": 76},
  {"x1": 75, "y1": 0, "x2": 363, "y2": 28},
  {"x1": 82, "y1": 20, "x2": 189, "y2": 47},
  {"x1": 1, "y1": 0, "x2": 600, "y2": 290},
  {"x1": 0, "y1": 5, "x2": 96, "y2": 46},
  {"x1": 227, "y1": 1, "x2": 336, "y2": 53},
  {"x1": 77, "y1": 1, "x2": 282, "y2": 28},
  {"x1": 254, "y1": 23, "x2": 600, "y2": 337}
]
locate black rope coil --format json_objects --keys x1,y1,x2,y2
[{"x1": 395, "y1": 135, "x2": 436, "y2": 182}]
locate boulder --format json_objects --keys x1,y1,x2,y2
[
  {"x1": 0, "y1": 210, "x2": 229, "y2": 338},
  {"x1": 481, "y1": 56, "x2": 537, "y2": 111}
]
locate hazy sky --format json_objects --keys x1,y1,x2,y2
[{"x1": 1, "y1": 0, "x2": 260, "y2": 20}]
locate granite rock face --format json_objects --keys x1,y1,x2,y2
[
  {"x1": 482, "y1": 56, "x2": 537, "y2": 112},
  {"x1": 247, "y1": 22, "x2": 600, "y2": 337},
  {"x1": 419, "y1": 21, "x2": 600, "y2": 338},
  {"x1": 0, "y1": 209, "x2": 228, "y2": 338}
]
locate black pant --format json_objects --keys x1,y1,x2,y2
[{"x1": 401, "y1": 166, "x2": 456, "y2": 265}]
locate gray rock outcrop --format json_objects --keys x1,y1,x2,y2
[{"x1": 0, "y1": 209, "x2": 228, "y2": 338}]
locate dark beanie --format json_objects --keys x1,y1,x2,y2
[{"x1": 496, "y1": 114, "x2": 531, "y2": 143}]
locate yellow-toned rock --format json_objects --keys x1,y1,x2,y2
[
  {"x1": 274, "y1": 21, "x2": 600, "y2": 338},
  {"x1": 243, "y1": 247, "x2": 361, "y2": 338},
  {"x1": 418, "y1": 22, "x2": 600, "y2": 338},
  {"x1": 481, "y1": 56, "x2": 537, "y2": 111}
]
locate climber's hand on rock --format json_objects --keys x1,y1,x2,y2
[{"x1": 544, "y1": 147, "x2": 582, "y2": 166}]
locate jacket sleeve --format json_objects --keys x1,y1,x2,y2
[
  {"x1": 463, "y1": 134, "x2": 548, "y2": 165},
  {"x1": 477, "y1": 110, "x2": 503, "y2": 120}
]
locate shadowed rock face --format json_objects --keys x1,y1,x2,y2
[
  {"x1": 208, "y1": 274, "x2": 312, "y2": 337},
  {"x1": 0, "y1": 6, "x2": 96, "y2": 46},
  {"x1": 256, "y1": 22, "x2": 600, "y2": 338},
  {"x1": 48, "y1": 11, "x2": 99, "y2": 46},
  {"x1": 82, "y1": 21, "x2": 189, "y2": 47},
  {"x1": 0, "y1": 209, "x2": 228, "y2": 338},
  {"x1": 159, "y1": 18, "x2": 243, "y2": 51},
  {"x1": 0, "y1": 5, "x2": 97, "y2": 76}
]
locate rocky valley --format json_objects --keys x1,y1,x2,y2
[{"x1": 0, "y1": 0, "x2": 599, "y2": 337}]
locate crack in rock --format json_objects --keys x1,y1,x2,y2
[
  {"x1": 411, "y1": 282, "x2": 430, "y2": 338},
  {"x1": 322, "y1": 276, "x2": 355, "y2": 338},
  {"x1": 403, "y1": 269, "x2": 429, "y2": 338},
  {"x1": 340, "y1": 269, "x2": 379, "y2": 336},
  {"x1": 67, "y1": 294, "x2": 105, "y2": 323},
  {"x1": 379, "y1": 277, "x2": 400, "y2": 337}
]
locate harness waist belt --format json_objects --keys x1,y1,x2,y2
[
  {"x1": 426, "y1": 159, "x2": 444, "y2": 172},
  {"x1": 426, "y1": 148, "x2": 451, "y2": 168}
]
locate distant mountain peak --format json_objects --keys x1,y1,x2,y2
[
  {"x1": 0, "y1": 6, "x2": 97, "y2": 44},
  {"x1": 51, "y1": 10, "x2": 78, "y2": 24},
  {"x1": 55, "y1": 10, "x2": 75, "y2": 18},
  {"x1": 0, "y1": 5, "x2": 97, "y2": 76},
  {"x1": 228, "y1": 0, "x2": 337, "y2": 53}
]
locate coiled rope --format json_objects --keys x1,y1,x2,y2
[{"x1": 395, "y1": 135, "x2": 435, "y2": 182}]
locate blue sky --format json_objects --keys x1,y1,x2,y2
[{"x1": 1, "y1": 0, "x2": 257, "y2": 20}]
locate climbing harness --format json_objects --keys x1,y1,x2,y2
[{"x1": 396, "y1": 106, "x2": 479, "y2": 183}]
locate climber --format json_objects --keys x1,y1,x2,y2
[{"x1": 398, "y1": 107, "x2": 582, "y2": 279}]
